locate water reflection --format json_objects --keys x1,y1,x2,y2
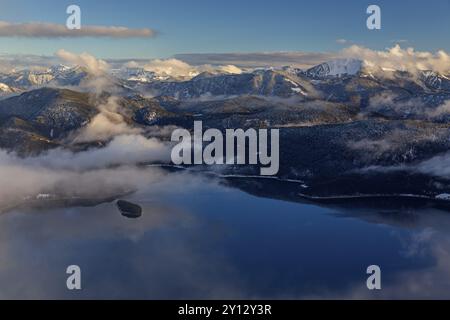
[{"x1": 1, "y1": 172, "x2": 450, "y2": 299}]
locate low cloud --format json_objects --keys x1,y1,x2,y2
[
  {"x1": 336, "y1": 39, "x2": 351, "y2": 45},
  {"x1": 429, "y1": 100, "x2": 450, "y2": 118},
  {"x1": 73, "y1": 96, "x2": 142, "y2": 143},
  {"x1": 0, "y1": 21, "x2": 156, "y2": 38},
  {"x1": 174, "y1": 46, "x2": 449, "y2": 75},
  {"x1": 0, "y1": 172, "x2": 241, "y2": 299},
  {"x1": 351, "y1": 134, "x2": 450, "y2": 180},
  {"x1": 22, "y1": 134, "x2": 171, "y2": 171},
  {"x1": 417, "y1": 152, "x2": 450, "y2": 179},
  {"x1": 390, "y1": 39, "x2": 409, "y2": 44}
]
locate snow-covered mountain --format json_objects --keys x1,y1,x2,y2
[
  {"x1": 111, "y1": 67, "x2": 162, "y2": 83},
  {"x1": 0, "y1": 65, "x2": 89, "y2": 88}
]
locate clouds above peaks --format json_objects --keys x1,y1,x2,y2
[
  {"x1": 0, "y1": 21, "x2": 156, "y2": 38},
  {"x1": 341, "y1": 44, "x2": 450, "y2": 74},
  {"x1": 56, "y1": 49, "x2": 109, "y2": 75},
  {"x1": 174, "y1": 52, "x2": 339, "y2": 69},
  {"x1": 336, "y1": 39, "x2": 352, "y2": 45},
  {"x1": 140, "y1": 58, "x2": 242, "y2": 79}
]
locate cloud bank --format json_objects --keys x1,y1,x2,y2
[
  {"x1": 0, "y1": 21, "x2": 156, "y2": 38},
  {"x1": 144, "y1": 59, "x2": 199, "y2": 78},
  {"x1": 73, "y1": 97, "x2": 143, "y2": 143},
  {"x1": 139, "y1": 58, "x2": 243, "y2": 78}
]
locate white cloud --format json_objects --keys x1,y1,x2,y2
[
  {"x1": 217, "y1": 64, "x2": 242, "y2": 74},
  {"x1": 430, "y1": 100, "x2": 450, "y2": 118},
  {"x1": 0, "y1": 21, "x2": 156, "y2": 38},
  {"x1": 123, "y1": 60, "x2": 140, "y2": 68},
  {"x1": 390, "y1": 39, "x2": 409, "y2": 44},
  {"x1": 174, "y1": 52, "x2": 339, "y2": 69}
]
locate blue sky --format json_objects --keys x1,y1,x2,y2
[{"x1": 1, "y1": 0, "x2": 449, "y2": 59}]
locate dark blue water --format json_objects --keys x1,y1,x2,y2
[{"x1": 0, "y1": 173, "x2": 448, "y2": 299}]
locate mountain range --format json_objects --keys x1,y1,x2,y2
[{"x1": 1, "y1": 58, "x2": 450, "y2": 204}]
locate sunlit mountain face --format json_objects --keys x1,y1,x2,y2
[{"x1": 1, "y1": 0, "x2": 450, "y2": 301}]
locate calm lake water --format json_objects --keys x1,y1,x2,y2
[{"x1": 1, "y1": 171, "x2": 450, "y2": 299}]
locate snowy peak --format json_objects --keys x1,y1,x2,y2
[{"x1": 306, "y1": 59, "x2": 363, "y2": 78}]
